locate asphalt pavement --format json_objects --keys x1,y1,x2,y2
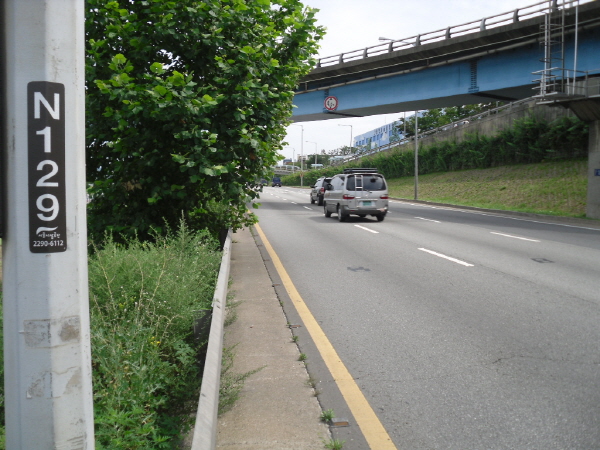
[
  {"x1": 214, "y1": 198, "x2": 600, "y2": 450},
  {"x1": 216, "y1": 226, "x2": 331, "y2": 450}
]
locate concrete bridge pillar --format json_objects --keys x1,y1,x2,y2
[{"x1": 587, "y1": 120, "x2": 600, "y2": 219}]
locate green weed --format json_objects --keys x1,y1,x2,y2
[
  {"x1": 320, "y1": 408, "x2": 335, "y2": 422},
  {"x1": 219, "y1": 345, "x2": 264, "y2": 415},
  {"x1": 89, "y1": 222, "x2": 221, "y2": 449},
  {"x1": 324, "y1": 438, "x2": 345, "y2": 449},
  {"x1": 306, "y1": 374, "x2": 320, "y2": 396}
]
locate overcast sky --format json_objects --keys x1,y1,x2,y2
[{"x1": 282, "y1": 0, "x2": 541, "y2": 163}]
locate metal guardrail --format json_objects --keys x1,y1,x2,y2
[
  {"x1": 316, "y1": 0, "x2": 592, "y2": 68},
  {"x1": 533, "y1": 67, "x2": 600, "y2": 98},
  {"x1": 190, "y1": 230, "x2": 232, "y2": 450}
]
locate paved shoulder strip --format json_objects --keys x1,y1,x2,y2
[{"x1": 255, "y1": 223, "x2": 398, "y2": 450}]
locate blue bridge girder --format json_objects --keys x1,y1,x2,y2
[{"x1": 292, "y1": 0, "x2": 600, "y2": 122}]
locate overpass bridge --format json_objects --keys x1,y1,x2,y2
[
  {"x1": 293, "y1": 0, "x2": 600, "y2": 121},
  {"x1": 292, "y1": 0, "x2": 600, "y2": 219}
]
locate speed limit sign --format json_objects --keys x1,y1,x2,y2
[{"x1": 324, "y1": 96, "x2": 338, "y2": 111}]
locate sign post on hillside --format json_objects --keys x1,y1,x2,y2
[
  {"x1": 2, "y1": 1, "x2": 95, "y2": 448},
  {"x1": 414, "y1": 111, "x2": 419, "y2": 200}
]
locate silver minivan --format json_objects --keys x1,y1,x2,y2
[{"x1": 323, "y1": 168, "x2": 389, "y2": 222}]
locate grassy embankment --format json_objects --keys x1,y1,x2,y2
[
  {"x1": 385, "y1": 159, "x2": 588, "y2": 217},
  {"x1": 284, "y1": 114, "x2": 591, "y2": 219}
]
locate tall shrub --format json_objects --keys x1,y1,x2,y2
[{"x1": 85, "y1": 0, "x2": 324, "y2": 241}]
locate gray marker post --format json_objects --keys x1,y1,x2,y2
[{"x1": 3, "y1": 1, "x2": 94, "y2": 448}]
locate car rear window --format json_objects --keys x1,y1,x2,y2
[{"x1": 346, "y1": 175, "x2": 386, "y2": 191}]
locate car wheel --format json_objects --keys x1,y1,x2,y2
[
  {"x1": 324, "y1": 202, "x2": 332, "y2": 217},
  {"x1": 376, "y1": 213, "x2": 385, "y2": 222},
  {"x1": 337, "y1": 205, "x2": 347, "y2": 222},
  {"x1": 310, "y1": 196, "x2": 315, "y2": 204}
]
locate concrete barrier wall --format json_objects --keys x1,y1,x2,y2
[{"x1": 410, "y1": 100, "x2": 575, "y2": 150}]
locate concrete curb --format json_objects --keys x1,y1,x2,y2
[{"x1": 190, "y1": 230, "x2": 232, "y2": 450}]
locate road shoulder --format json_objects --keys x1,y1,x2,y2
[{"x1": 216, "y1": 226, "x2": 330, "y2": 450}]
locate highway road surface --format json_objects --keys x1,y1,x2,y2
[{"x1": 252, "y1": 186, "x2": 600, "y2": 450}]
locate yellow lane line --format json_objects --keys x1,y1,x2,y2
[{"x1": 254, "y1": 223, "x2": 398, "y2": 450}]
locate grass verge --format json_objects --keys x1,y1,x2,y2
[{"x1": 386, "y1": 159, "x2": 588, "y2": 217}]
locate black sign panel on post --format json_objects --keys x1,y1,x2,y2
[{"x1": 28, "y1": 82, "x2": 67, "y2": 253}]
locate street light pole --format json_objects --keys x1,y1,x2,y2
[
  {"x1": 414, "y1": 111, "x2": 419, "y2": 200},
  {"x1": 306, "y1": 141, "x2": 317, "y2": 166},
  {"x1": 291, "y1": 124, "x2": 304, "y2": 186},
  {"x1": 291, "y1": 148, "x2": 295, "y2": 173},
  {"x1": 338, "y1": 124, "x2": 353, "y2": 150}
]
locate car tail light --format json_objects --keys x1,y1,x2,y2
[
  {"x1": 380, "y1": 194, "x2": 389, "y2": 199},
  {"x1": 343, "y1": 194, "x2": 355, "y2": 200},
  {"x1": 319, "y1": 187, "x2": 325, "y2": 194}
]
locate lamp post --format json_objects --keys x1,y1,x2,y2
[
  {"x1": 338, "y1": 124, "x2": 353, "y2": 151},
  {"x1": 414, "y1": 111, "x2": 419, "y2": 200},
  {"x1": 291, "y1": 124, "x2": 304, "y2": 186},
  {"x1": 291, "y1": 148, "x2": 295, "y2": 173},
  {"x1": 306, "y1": 141, "x2": 317, "y2": 166}
]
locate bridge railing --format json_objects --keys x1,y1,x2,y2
[
  {"x1": 533, "y1": 67, "x2": 600, "y2": 98},
  {"x1": 316, "y1": 0, "x2": 591, "y2": 68}
]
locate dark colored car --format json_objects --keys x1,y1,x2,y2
[
  {"x1": 310, "y1": 177, "x2": 332, "y2": 206},
  {"x1": 272, "y1": 176, "x2": 282, "y2": 187}
]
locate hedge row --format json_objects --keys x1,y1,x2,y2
[{"x1": 283, "y1": 115, "x2": 588, "y2": 186}]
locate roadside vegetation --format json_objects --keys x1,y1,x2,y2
[
  {"x1": 282, "y1": 115, "x2": 590, "y2": 218},
  {"x1": 0, "y1": 226, "x2": 221, "y2": 450},
  {"x1": 81, "y1": 0, "x2": 322, "y2": 447},
  {"x1": 386, "y1": 159, "x2": 587, "y2": 217},
  {"x1": 1, "y1": 1, "x2": 323, "y2": 447},
  {"x1": 85, "y1": 0, "x2": 324, "y2": 242},
  {"x1": 88, "y1": 224, "x2": 221, "y2": 449}
]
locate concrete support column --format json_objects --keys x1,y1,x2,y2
[{"x1": 587, "y1": 120, "x2": 600, "y2": 219}]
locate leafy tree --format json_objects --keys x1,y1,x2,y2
[
  {"x1": 86, "y1": 0, "x2": 324, "y2": 240},
  {"x1": 326, "y1": 145, "x2": 355, "y2": 156}
]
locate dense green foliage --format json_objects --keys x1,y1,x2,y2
[
  {"x1": 89, "y1": 225, "x2": 221, "y2": 449},
  {"x1": 85, "y1": 0, "x2": 324, "y2": 241},
  {"x1": 283, "y1": 115, "x2": 589, "y2": 187}
]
